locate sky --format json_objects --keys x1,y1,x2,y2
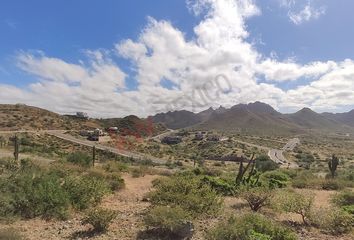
[{"x1": 1, "y1": 0, "x2": 354, "y2": 117}]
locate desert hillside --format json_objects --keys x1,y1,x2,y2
[{"x1": 0, "y1": 104, "x2": 100, "y2": 130}]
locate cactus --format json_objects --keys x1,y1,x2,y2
[
  {"x1": 236, "y1": 153, "x2": 258, "y2": 186},
  {"x1": 328, "y1": 154, "x2": 339, "y2": 178},
  {"x1": 92, "y1": 145, "x2": 96, "y2": 167}
]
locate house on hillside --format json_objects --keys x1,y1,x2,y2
[
  {"x1": 207, "y1": 135, "x2": 220, "y2": 142},
  {"x1": 161, "y1": 136, "x2": 182, "y2": 145},
  {"x1": 76, "y1": 112, "x2": 88, "y2": 119},
  {"x1": 194, "y1": 132, "x2": 204, "y2": 141}
]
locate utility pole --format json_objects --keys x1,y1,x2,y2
[
  {"x1": 14, "y1": 135, "x2": 19, "y2": 161},
  {"x1": 92, "y1": 145, "x2": 96, "y2": 167}
]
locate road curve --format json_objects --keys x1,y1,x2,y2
[
  {"x1": 268, "y1": 138, "x2": 300, "y2": 168},
  {"x1": 47, "y1": 131, "x2": 167, "y2": 165},
  {"x1": 0, "y1": 130, "x2": 166, "y2": 165}
]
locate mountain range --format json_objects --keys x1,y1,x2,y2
[{"x1": 151, "y1": 102, "x2": 354, "y2": 135}]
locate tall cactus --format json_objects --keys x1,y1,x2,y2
[
  {"x1": 236, "y1": 153, "x2": 256, "y2": 185},
  {"x1": 328, "y1": 154, "x2": 339, "y2": 178},
  {"x1": 13, "y1": 135, "x2": 19, "y2": 161},
  {"x1": 92, "y1": 145, "x2": 96, "y2": 167}
]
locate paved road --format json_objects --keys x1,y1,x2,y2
[
  {"x1": 0, "y1": 130, "x2": 166, "y2": 165},
  {"x1": 268, "y1": 138, "x2": 300, "y2": 168},
  {"x1": 47, "y1": 131, "x2": 167, "y2": 165}
]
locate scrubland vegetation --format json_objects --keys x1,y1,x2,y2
[{"x1": 0, "y1": 132, "x2": 353, "y2": 239}]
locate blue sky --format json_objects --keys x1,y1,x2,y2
[{"x1": 1, "y1": 0, "x2": 354, "y2": 116}]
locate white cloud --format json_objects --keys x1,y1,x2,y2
[
  {"x1": 1, "y1": 0, "x2": 353, "y2": 117},
  {"x1": 288, "y1": 3, "x2": 326, "y2": 25},
  {"x1": 257, "y1": 59, "x2": 337, "y2": 82}
]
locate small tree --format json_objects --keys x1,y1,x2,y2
[
  {"x1": 240, "y1": 187, "x2": 273, "y2": 212},
  {"x1": 274, "y1": 190, "x2": 313, "y2": 225},
  {"x1": 328, "y1": 154, "x2": 339, "y2": 178}
]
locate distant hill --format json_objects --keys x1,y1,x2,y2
[
  {"x1": 322, "y1": 110, "x2": 354, "y2": 128},
  {"x1": 197, "y1": 102, "x2": 303, "y2": 135},
  {"x1": 151, "y1": 102, "x2": 354, "y2": 135},
  {"x1": 285, "y1": 108, "x2": 351, "y2": 132},
  {"x1": 151, "y1": 110, "x2": 202, "y2": 129},
  {"x1": 0, "y1": 104, "x2": 100, "y2": 130}
]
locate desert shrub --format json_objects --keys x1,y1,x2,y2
[
  {"x1": 0, "y1": 193, "x2": 15, "y2": 221},
  {"x1": 148, "y1": 174, "x2": 222, "y2": 218},
  {"x1": 321, "y1": 179, "x2": 344, "y2": 190},
  {"x1": 332, "y1": 190, "x2": 354, "y2": 215},
  {"x1": 6, "y1": 172, "x2": 70, "y2": 220},
  {"x1": 131, "y1": 166, "x2": 147, "y2": 178},
  {"x1": 63, "y1": 176, "x2": 109, "y2": 210},
  {"x1": 240, "y1": 186, "x2": 273, "y2": 212},
  {"x1": 342, "y1": 205, "x2": 354, "y2": 215},
  {"x1": 207, "y1": 213, "x2": 297, "y2": 240},
  {"x1": 201, "y1": 176, "x2": 236, "y2": 196},
  {"x1": 310, "y1": 207, "x2": 353, "y2": 235},
  {"x1": 261, "y1": 171, "x2": 289, "y2": 188},
  {"x1": 326, "y1": 209, "x2": 353, "y2": 235},
  {"x1": 295, "y1": 152, "x2": 315, "y2": 166},
  {"x1": 332, "y1": 191, "x2": 354, "y2": 207},
  {"x1": 291, "y1": 171, "x2": 320, "y2": 189},
  {"x1": 82, "y1": 208, "x2": 117, "y2": 233},
  {"x1": 103, "y1": 161, "x2": 128, "y2": 173},
  {"x1": 85, "y1": 168, "x2": 125, "y2": 191},
  {"x1": 144, "y1": 206, "x2": 193, "y2": 238},
  {"x1": 273, "y1": 189, "x2": 313, "y2": 225},
  {"x1": 0, "y1": 228, "x2": 23, "y2": 240},
  {"x1": 66, "y1": 152, "x2": 92, "y2": 167},
  {"x1": 106, "y1": 173, "x2": 125, "y2": 191},
  {"x1": 255, "y1": 155, "x2": 279, "y2": 172},
  {"x1": 48, "y1": 162, "x2": 86, "y2": 178}
]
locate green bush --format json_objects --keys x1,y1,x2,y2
[
  {"x1": 144, "y1": 206, "x2": 192, "y2": 237},
  {"x1": 82, "y1": 208, "x2": 117, "y2": 233},
  {"x1": 0, "y1": 189, "x2": 15, "y2": 221},
  {"x1": 342, "y1": 205, "x2": 354, "y2": 215},
  {"x1": 6, "y1": 173, "x2": 70, "y2": 220},
  {"x1": 261, "y1": 171, "x2": 289, "y2": 188},
  {"x1": 148, "y1": 174, "x2": 222, "y2": 218},
  {"x1": 207, "y1": 213, "x2": 297, "y2": 240},
  {"x1": 201, "y1": 176, "x2": 236, "y2": 196},
  {"x1": 106, "y1": 173, "x2": 125, "y2": 191},
  {"x1": 64, "y1": 176, "x2": 109, "y2": 210},
  {"x1": 66, "y1": 152, "x2": 92, "y2": 167},
  {"x1": 255, "y1": 155, "x2": 279, "y2": 172}
]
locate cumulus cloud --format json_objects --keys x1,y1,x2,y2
[{"x1": 1, "y1": 0, "x2": 353, "y2": 117}]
